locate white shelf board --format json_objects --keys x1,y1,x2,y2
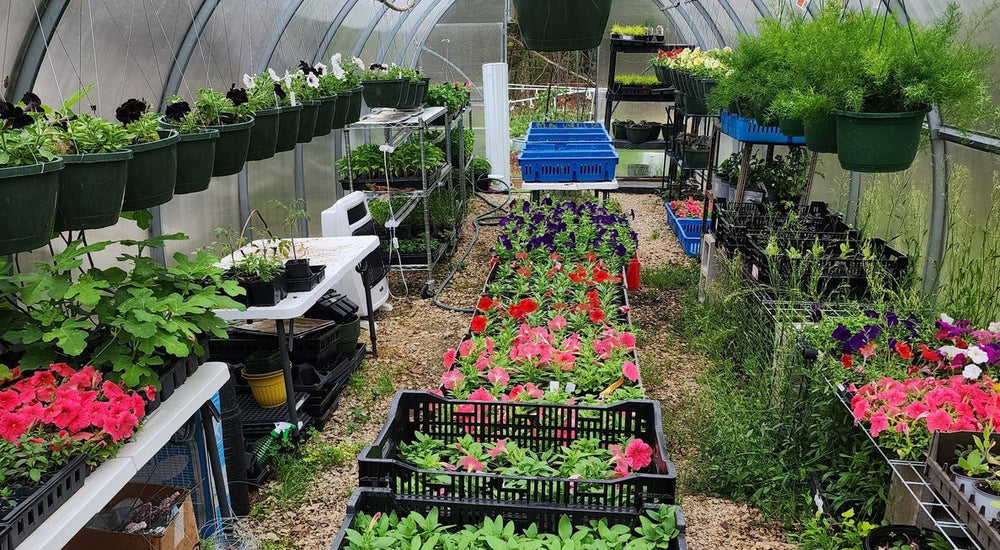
[
  {"x1": 521, "y1": 179, "x2": 620, "y2": 191},
  {"x1": 20, "y1": 362, "x2": 231, "y2": 550},
  {"x1": 213, "y1": 236, "x2": 379, "y2": 321}
]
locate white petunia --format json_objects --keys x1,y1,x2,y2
[
  {"x1": 967, "y1": 346, "x2": 990, "y2": 365},
  {"x1": 353, "y1": 56, "x2": 366, "y2": 71},
  {"x1": 314, "y1": 62, "x2": 327, "y2": 76},
  {"x1": 243, "y1": 73, "x2": 255, "y2": 88},
  {"x1": 964, "y1": 364, "x2": 983, "y2": 380},
  {"x1": 306, "y1": 73, "x2": 319, "y2": 88},
  {"x1": 941, "y1": 313, "x2": 955, "y2": 324},
  {"x1": 268, "y1": 68, "x2": 281, "y2": 82},
  {"x1": 331, "y1": 63, "x2": 346, "y2": 80},
  {"x1": 939, "y1": 345, "x2": 963, "y2": 360},
  {"x1": 990, "y1": 321, "x2": 1000, "y2": 333},
  {"x1": 283, "y1": 72, "x2": 293, "y2": 87}
]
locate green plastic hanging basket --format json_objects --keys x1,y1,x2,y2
[
  {"x1": 0, "y1": 158, "x2": 62, "y2": 255},
  {"x1": 313, "y1": 95, "x2": 338, "y2": 137},
  {"x1": 296, "y1": 100, "x2": 320, "y2": 143},
  {"x1": 362, "y1": 79, "x2": 407, "y2": 109},
  {"x1": 347, "y1": 86, "x2": 364, "y2": 124},
  {"x1": 512, "y1": 0, "x2": 612, "y2": 52},
  {"x1": 803, "y1": 113, "x2": 838, "y2": 154},
  {"x1": 275, "y1": 104, "x2": 302, "y2": 153},
  {"x1": 778, "y1": 116, "x2": 805, "y2": 137},
  {"x1": 246, "y1": 107, "x2": 281, "y2": 161},
  {"x1": 330, "y1": 92, "x2": 351, "y2": 129},
  {"x1": 205, "y1": 115, "x2": 255, "y2": 177},
  {"x1": 122, "y1": 129, "x2": 180, "y2": 211},
  {"x1": 56, "y1": 149, "x2": 133, "y2": 231},
  {"x1": 171, "y1": 129, "x2": 219, "y2": 194},
  {"x1": 834, "y1": 108, "x2": 929, "y2": 173}
]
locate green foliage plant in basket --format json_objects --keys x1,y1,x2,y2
[
  {"x1": 163, "y1": 87, "x2": 255, "y2": 177},
  {"x1": 117, "y1": 98, "x2": 179, "y2": 210},
  {"x1": 427, "y1": 82, "x2": 471, "y2": 115},
  {"x1": 0, "y1": 92, "x2": 62, "y2": 255},
  {"x1": 322, "y1": 53, "x2": 366, "y2": 128}
]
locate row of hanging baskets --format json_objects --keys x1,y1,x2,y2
[{"x1": 246, "y1": 87, "x2": 363, "y2": 161}]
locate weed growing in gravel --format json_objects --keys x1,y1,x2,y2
[
  {"x1": 253, "y1": 429, "x2": 364, "y2": 511},
  {"x1": 641, "y1": 262, "x2": 697, "y2": 290}
]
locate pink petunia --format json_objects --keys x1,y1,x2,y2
[
  {"x1": 458, "y1": 339, "x2": 476, "y2": 357},
  {"x1": 548, "y1": 316, "x2": 567, "y2": 332},
  {"x1": 467, "y1": 388, "x2": 496, "y2": 402},
  {"x1": 868, "y1": 412, "x2": 889, "y2": 437},
  {"x1": 622, "y1": 361, "x2": 640, "y2": 383},
  {"x1": 486, "y1": 367, "x2": 510, "y2": 387},
  {"x1": 441, "y1": 370, "x2": 464, "y2": 390},
  {"x1": 459, "y1": 455, "x2": 485, "y2": 472},
  {"x1": 926, "y1": 409, "x2": 953, "y2": 432},
  {"x1": 488, "y1": 438, "x2": 508, "y2": 459},
  {"x1": 443, "y1": 348, "x2": 458, "y2": 369},
  {"x1": 524, "y1": 383, "x2": 544, "y2": 399},
  {"x1": 624, "y1": 439, "x2": 653, "y2": 470}
]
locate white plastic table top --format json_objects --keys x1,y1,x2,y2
[
  {"x1": 20, "y1": 362, "x2": 230, "y2": 550},
  {"x1": 213, "y1": 236, "x2": 379, "y2": 321},
  {"x1": 521, "y1": 179, "x2": 620, "y2": 191},
  {"x1": 350, "y1": 105, "x2": 447, "y2": 127}
]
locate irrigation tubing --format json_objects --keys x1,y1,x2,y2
[{"x1": 432, "y1": 178, "x2": 514, "y2": 313}]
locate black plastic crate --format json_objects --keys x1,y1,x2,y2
[
  {"x1": 359, "y1": 391, "x2": 676, "y2": 510},
  {"x1": 210, "y1": 320, "x2": 343, "y2": 366},
  {"x1": 1, "y1": 454, "x2": 88, "y2": 549},
  {"x1": 713, "y1": 199, "x2": 843, "y2": 254},
  {"x1": 0, "y1": 524, "x2": 8, "y2": 550},
  {"x1": 744, "y1": 235, "x2": 908, "y2": 298},
  {"x1": 305, "y1": 291, "x2": 359, "y2": 323},
  {"x1": 331, "y1": 488, "x2": 688, "y2": 550},
  {"x1": 235, "y1": 391, "x2": 314, "y2": 438}
]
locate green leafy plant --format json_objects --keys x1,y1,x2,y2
[
  {"x1": 270, "y1": 198, "x2": 310, "y2": 260},
  {"x1": 426, "y1": 82, "x2": 471, "y2": 114},
  {"x1": 0, "y1": 94, "x2": 58, "y2": 167},
  {"x1": 56, "y1": 113, "x2": 131, "y2": 154},
  {"x1": 0, "y1": 236, "x2": 245, "y2": 387},
  {"x1": 614, "y1": 74, "x2": 660, "y2": 87},
  {"x1": 468, "y1": 156, "x2": 491, "y2": 180},
  {"x1": 611, "y1": 24, "x2": 646, "y2": 36}
]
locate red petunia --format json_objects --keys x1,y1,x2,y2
[
  {"x1": 895, "y1": 341, "x2": 913, "y2": 360},
  {"x1": 589, "y1": 308, "x2": 605, "y2": 324},
  {"x1": 477, "y1": 296, "x2": 494, "y2": 312},
  {"x1": 470, "y1": 316, "x2": 488, "y2": 333},
  {"x1": 840, "y1": 354, "x2": 853, "y2": 369}
]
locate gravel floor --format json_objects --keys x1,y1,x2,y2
[{"x1": 245, "y1": 191, "x2": 795, "y2": 550}]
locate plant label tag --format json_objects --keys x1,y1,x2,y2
[
  {"x1": 548, "y1": 381, "x2": 560, "y2": 392},
  {"x1": 565, "y1": 382, "x2": 576, "y2": 394},
  {"x1": 795, "y1": 0, "x2": 810, "y2": 10},
  {"x1": 751, "y1": 264, "x2": 759, "y2": 280}
]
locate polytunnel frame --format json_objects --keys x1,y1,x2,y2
[{"x1": 2, "y1": 0, "x2": 996, "y2": 296}]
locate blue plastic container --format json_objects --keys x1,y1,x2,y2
[
  {"x1": 525, "y1": 127, "x2": 613, "y2": 143},
  {"x1": 518, "y1": 147, "x2": 619, "y2": 182},
  {"x1": 665, "y1": 205, "x2": 707, "y2": 257},
  {"x1": 528, "y1": 121, "x2": 604, "y2": 129},
  {"x1": 523, "y1": 141, "x2": 617, "y2": 152},
  {"x1": 719, "y1": 110, "x2": 806, "y2": 145}
]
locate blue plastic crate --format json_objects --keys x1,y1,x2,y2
[
  {"x1": 665, "y1": 206, "x2": 707, "y2": 257},
  {"x1": 523, "y1": 141, "x2": 617, "y2": 152},
  {"x1": 518, "y1": 148, "x2": 619, "y2": 182},
  {"x1": 529, "y1": 121, "x2": 604, "y2": 129},
  {"x1": 525, "y1": 128, "x2": 613, "y2": 143},
  {"x1": 719, "y1": 110, "x2": 806, "y2": 145}
]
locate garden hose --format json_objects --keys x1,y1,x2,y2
[{"x1": 431, "y1": 178, "x2": 513, "y2": 313}]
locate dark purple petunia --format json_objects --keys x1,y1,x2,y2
[
  {"x1": 298, "y1": 60, "x2": 317, "y2": 75},
  {"x1": 885, "y1": 311, "x2": 899, "y2": 327},
  {"x1": 0, "y1": 101, "x2": 34, "y2": 129},
  {"x1": 21, "y1": 92, "x2": 42, "y2": 112},
  {"x1": 164, "y1": 101, "x2": 191, "y2": 121},
  {"x1": 862, "y1": 324, "x2": 881, "y2": 340},
  {"x1": 499, "y1": 234, "x2": 512, "y2": 250},
  {"x1": 274, "y1": 83, "x2": 286, "y2": 100},
  {"x1": 115, "y1": 98, "x2": 147, "y2": 124},
  {"x1": 226, "y1": 84, "x2": 249, "y2": 107},
  {"x1": 807, "y1": 303, "x2": 823, "y2": 323},
  {"x1": 832, "y1": 324, "x2": 851, "y2": 342},
  {"x1": 864, "y1": 309, "x2": 879, "y2": 319},
  {"x1": 614, "y1": 243, "x2": 627, "y2": 256},
  {"x1": 847, "y1": 332, "x2": 868, "y2": 352},
  {"x1": 888, "y1": 337, "x2": 897, "y2": 350}
]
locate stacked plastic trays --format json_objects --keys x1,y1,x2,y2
[{"x1": 518, "y1": 121, "x2": 619, "y2": 182}]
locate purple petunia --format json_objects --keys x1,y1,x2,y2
[{"x1": 832, "y1": 324, "x2": 851, "y2": 342}]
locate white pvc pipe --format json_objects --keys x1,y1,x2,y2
[{"x1": 482, "y1": 63, "x2": 510, "y2": 184}]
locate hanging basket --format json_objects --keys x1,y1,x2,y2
[
  {"x1": 122, "y1": 129, "x2": 180, "y2": 211},
  {"x1": 275, "y1": 104, "x2": 303, "y2": 153},
  {"x1": 55, "y1": 150, "x2": 132, "y2": 231},
  {"x1": 362, "y1": 79, "x2": 407, "y2": 109},
  {"x1": 834, "y1": 108, "x2": 929, "y2": 173},
  {"x1": 778, "y1": 116, "x2": 805, "y2": 137},
  {"x1": 653, "y1": 65, "x2": 672, "y2": 87},
  {"x1": 683, "y1": 147, "x2": 710, "y2": 170},
  {"x1": 347, "y1": 86, "x2": 364, "y2": 125},
  {"x1": 0, "y1": 158, "x2": 62, "y2": 255},
  {"x1": 512, "y1": 0, "x2": 612, "y2": 52},
  {"x1": 172, "y1": 129, "x2": 219, "y2": 194},
  {"x1": 204, "y1": 115, "x2": 255, "y2": 177},
  {"x1": 330, "y1": 92, "x2": 352, "y2": 130},
  {"x1": 313, "y1": 95, "x2": 338, "y2": 137},
  {"x1": 246, "y1": 107, "x2": 281, "y2": 161},
  {"x1": 803, "y1": 113, "x2": 838, "y2": 154},
  {"x1": 625, "y1": 125, "x2": 652, "y2": 144},
  {"x1": 296, "y1": 100, "x2": 320, "y2": 143}
]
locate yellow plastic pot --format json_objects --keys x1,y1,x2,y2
[{"x1": 242, "y1": 368, "x2": 287, "y2": 408}]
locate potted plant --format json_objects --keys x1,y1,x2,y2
[
  {"x1": 625, "y1": 120, "x2": 652, "y2": 144},
  {"x1": 610, "y1": 119, "x2": 629, "y2": 140},
  {"x1": 116, "y1": 99, "x2": 180, "y2": 211},
  {"x1": 241, "y1": 349, "x2": 287, "y2": 407},
  {"x1": 680, "y1": 134, "x2": 710, "y2": 169},
  {"x1": 759, "y1": 147, "x2": 809, "y2": 204},
  {"x1": 271, "y1": 198, "x2": 326, "y2": 291},
  {"x1": 862, "y1": 526, "x2": 941, "y2": 550},
  {"x1": 282, "y1": 65, "x2": 324, "y2": 143},
  {"x1": 650, "y1": 48, "x2": 683, "y2": 86},
  {"x1": 0, "y1": 93, "x2": 62, "y2": 255},
  {"x1": 427, "y1": 81, "x2": 471, "y2": 116},
  {"x1": 362, "y1": 63, "x2": 408, "y2": 109},
  {"x1": 299, "y1": 60, "x2": 338, "y2": 137},
  {"x1": 52, "y1": 89, "x2": 133, "y2": 231},
  {"x1": 610, "y1": 23, "x2": 646, "y2": 41},
  {"x1": 163, "y1": 88, "x2": 255, "y2": 177},
  {"x1": 240, "y1": 72, "x2": 282, "y2": 161},
  {"x1": 468, "y1": 156, "x2": 491, "y2": 188},
  {"x1": 511, "y1": 0, "x2": 612, "y2": 51},
  {"x1": 158, "y1": 99, "x2": 219, "y2": 194}
]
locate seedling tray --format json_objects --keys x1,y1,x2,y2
[
  {"x1": 926, "y1": 431, "x2": 1000, "y2": 550},
  {"x1": 1, "y1": 454, "x2": 88, "y2": 550},
  {"x1": 331, "y1": 488, "x2": 688, "y2": 550},
  {"x1": 210, "y1": 319, "x2": 343, "y2": 365},
  {"x1": 358, "y1": 391, "x2": 676, "y2": 510},
  {"x1": 285, "y1": 264, "x2": 326, "y2": 292}
]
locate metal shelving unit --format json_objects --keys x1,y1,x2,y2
[{"x1": 342, "y1": 105, "x2": 469, "y2": 285}]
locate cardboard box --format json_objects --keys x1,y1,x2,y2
[{"x1": 65, "y1": 483, "x2": 200, "y2": 550}]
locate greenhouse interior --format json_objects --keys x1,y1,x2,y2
[{"x1": 2, "y1": 0, "x2": 1000, "y2": 549}]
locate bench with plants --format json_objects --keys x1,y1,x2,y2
[
  {"x1": 337, "y1": 140, "x2": 447, "y2": 192},
  {"x1": 610, "y1": 74, "x2": 666, "y2": 96}
]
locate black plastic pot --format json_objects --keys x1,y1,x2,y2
[
  {"x1": 246, "y1": 107, "x2": 281, "y2": 161},
  {"x1": 0, "y1": 158, "x2": 62, "y2": 255},
  {"x1": 296, "y1": 100, "x2": 320, "y2": 143},
  {"x1": 313, "y1": 95, "x2": 338, "y2": 137},
  {"x1": 285, "y1": 258, "x2": 312, "y2": 279},
  {"x1": 512, "y1": 0, "x2": 612, "y2": 52},
  {"x1": 55, "y1": 149, "x2": 133, "y2": 231},
  {"x1": 122, "y1": 129, "x2": 179, "y2": 211},
  {"x1": 239, "y1": 277, "x2": 287, "y2": 307},
  {"x1": 275, "y1": 104, "x2": 303, "y2": 153},
  {"x1": 862, "y1": 525, "x2": 934, "y2": 550},
  {"x1": 204, "y1": 115, "x2": 255, "y2": 177}
]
